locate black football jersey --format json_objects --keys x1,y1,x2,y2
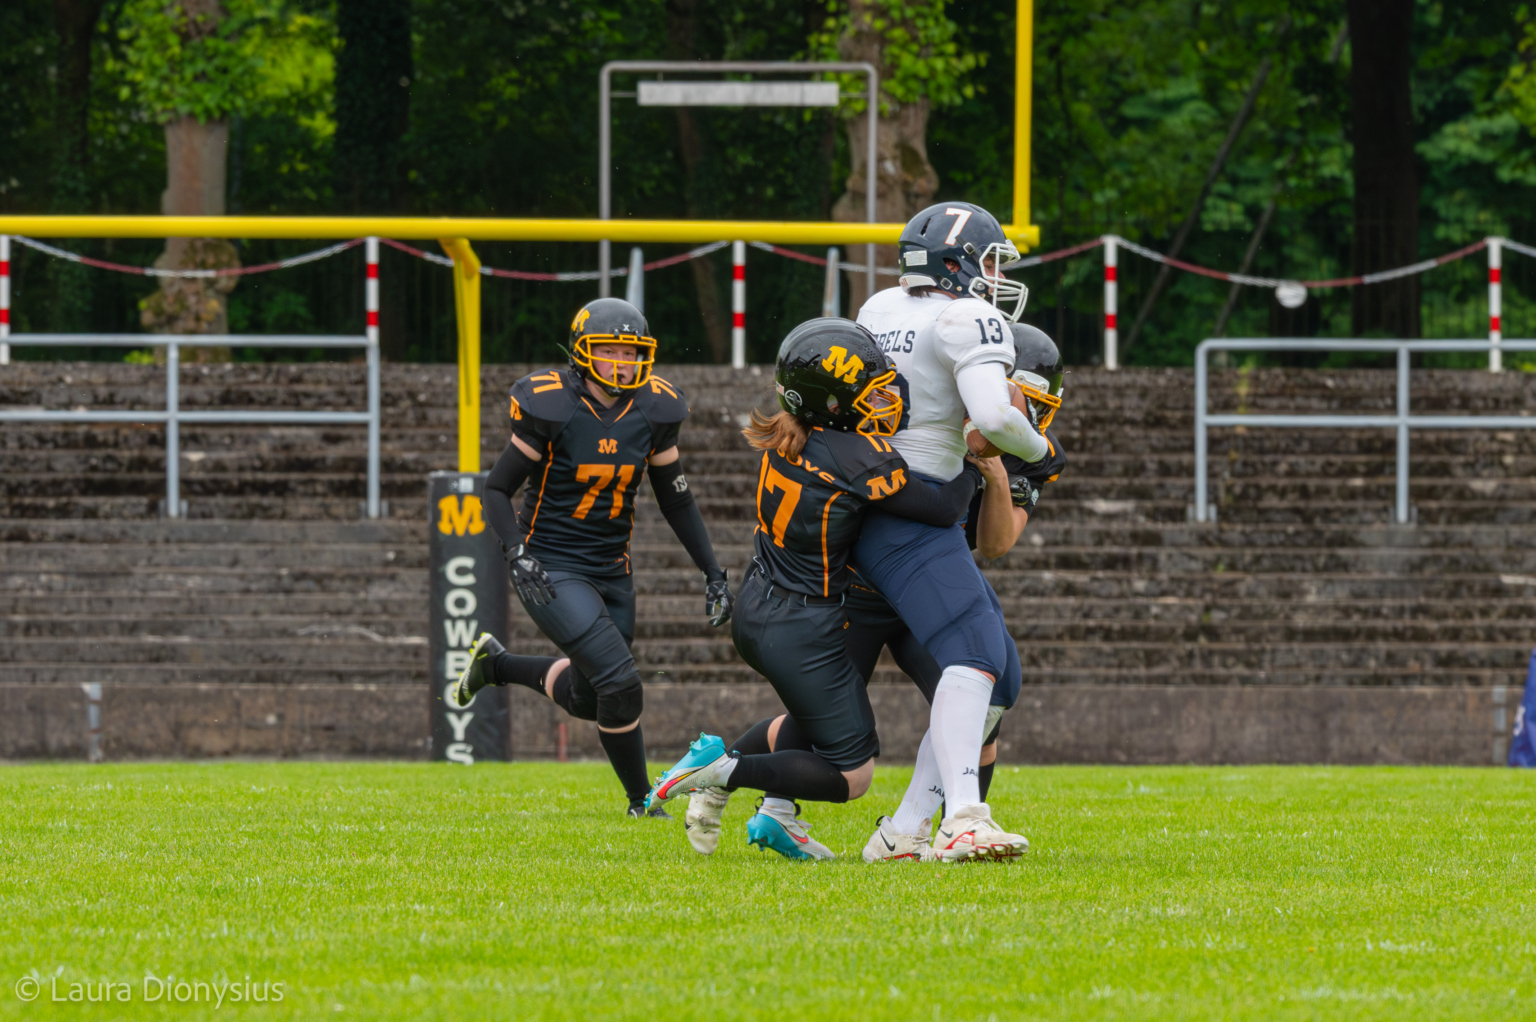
[
  {"x1": 753, "y1": 428, "x2": 910, "y2": 598},
  {"x1": 508, "y1": 368, "x2": 689, "y2": 577}
]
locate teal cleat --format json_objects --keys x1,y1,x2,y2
[
  {"x1": 646, "y1": 733, "x2": 734, "y2": 810},
  {"x1": 746, "y1": 800, "x2": 835, "y2": 861}
]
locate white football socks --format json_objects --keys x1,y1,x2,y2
[
  {"x1": 891, "y1": 730, "x2": 945, "y2": 835},
  {"x1": 930, "y1": 665, "x2": 993, "y2": 816},
  {"x1": 760, "y1": 796, "x2": 796, "y2": 818}
]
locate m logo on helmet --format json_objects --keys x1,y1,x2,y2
[
  {"x1": 436, "y1": 494, "x2": 485, "y2": 537},
  {"x1": 821, "y1": 346, "x2": 864, "y2": 384},
  {"x1": 571, "y1": 307, "x2": 592, "y2": 334}
]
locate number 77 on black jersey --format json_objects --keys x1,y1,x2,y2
[{"x1": 752, "y1": 427, "x2": 909, "y2": 599}]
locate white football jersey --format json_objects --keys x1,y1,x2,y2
[{"x1": 857, "y1": 286, "x2": 1014, "y2": 480}]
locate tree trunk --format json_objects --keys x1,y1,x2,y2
[
  {"x1": 1347, "y1": 0, "x2": 1419, "y2": 338},
  {"x1": 141, "y1": 116, "x2": 239, "y2": 356},
  {"x1": 831, "y1": 0, "x2": 941, "y2": 315},
  {"x1": 665, "y1": 0, "x2": 729, "y2": 362}
]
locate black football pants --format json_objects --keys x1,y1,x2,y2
[
  {"x1": 517, "y1": 569, "x2": 639, "y2": 718},
  {"x1": 730, "y1": 571, "x2": 879, "y2": 771}
]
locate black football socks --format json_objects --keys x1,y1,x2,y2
[
  {"x1": 491, "y1": 651, "x2": 562, "y2": 694},
  {"x1": 729, "y1": 717, "x2": 775, "y2": 756},
  {"x1": 727, "y1": 751, "x2": 850, "y2": 804},
  {"x1": 729, "y1": 716, "x2": 819, "y2": 803},
  {"x1": 599, "y1": 726, "x2": 653, "y2": 806},
  {"x1": 978, "y1": 761, "x2": 995, "y2": 802}
]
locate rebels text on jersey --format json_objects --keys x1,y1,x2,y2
[
  {"x1": 753, "y1": 428, "x2": 909, "y2": 598},
  {"x1": 856, "y1": 286, "x2": 1014, "y2": 482},
  {"x1": 508, "y1": 368, "x2": 688, "y2": 577}
]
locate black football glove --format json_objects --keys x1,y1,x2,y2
[
  {"x1": 503, "y1": 542, "x2": 557, "y2": 606},
  {"x1": 1017, "y1": 428, "x2": 1066, "y2": 502},
  {"x1": 705, "y1": 570, "x2": 733, "y2": 627},
  {"x1": 1007, "y1": 473, "x2": 1041, "y2": 509}
]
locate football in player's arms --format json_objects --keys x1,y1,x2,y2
[
  {"x1": 849, "y1": 200, "x2": 1044, "y2": 861},
  {"x1": 452, "y1": 297, "x2": 732, "y2": 818},
  {"x1": 848, "y1": 322, "x2": 1067, "y2": 861}
]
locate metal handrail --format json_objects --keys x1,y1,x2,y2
[
  {"x1": 0, "y1": 333, "x2": 381, "y2": 518},
  {"x1": 1194, "y1": 338, "x2": 1536, "y2": 525}
]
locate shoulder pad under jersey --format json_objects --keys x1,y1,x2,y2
[
  {"x1": 933, "y1": 298, "x2": 1015, "y2": 372},
  {"x1": 633, "y1": 374, "x2": 690, "y2": 424},
  {"x1": 508, "y1": 368, "x2": 579, "y2": 427},
  {"x1": 813, "y1": 428, "x2": 907, "y2": 495}
]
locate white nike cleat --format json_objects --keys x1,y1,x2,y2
[
  {"x1": 926, "y1": 803, "x2": 1029, "y2": 862},
  {"x1": 684, "y1": 786, "x2": 732, "y2": 855},
  {"x1": 861, "y1": 815, "x2": 931, "y2": 863}
]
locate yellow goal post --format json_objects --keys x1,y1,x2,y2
[{"x1": 0, "y1": 216, "x2": 1038, "y2": 471}]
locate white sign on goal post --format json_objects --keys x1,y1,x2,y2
[{"x1": 599, "y1": 60, "x2": 879, "y2": 368}]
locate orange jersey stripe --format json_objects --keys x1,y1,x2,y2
[
  {"x1": 523, "y1": 455, "x2": 556, "y2": 539},
  {"x1": 820, "y1": 491, "x2": 841, "y2": 596}
]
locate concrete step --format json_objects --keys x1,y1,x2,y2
[
  {"x1": 0, "y1": 518, "x2": 422, "y2": 544},
  {"x1": 0, "y1": 663, "x2": 428, "y2": 685},
  {"x1": 20, "y1": 446, "x2": 1536, "y2": 487},
  {"x1": 0, "y1": 542, "x2": 429, "y2": 571},
  {"x1": 0, "y1": 592, "x2": 425, "y2": 617},
  {"x1": 14, "y1": 536, "x2": 1532, "y2": 576},
  {"x1": 5, "y1": 588, "x2": 1531, "y2": 626},
  {"x1": 11, "y1": 606, "x2": 1530, "y2": 647},
  {"x1": 0, "y1": 637, "x2": 431, "y2": 667}
]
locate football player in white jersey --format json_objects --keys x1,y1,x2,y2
[{"x1": 851, "y1": 201, "x2": 1044, "y2": 861}]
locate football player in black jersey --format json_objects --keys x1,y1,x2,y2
[
  {"x1": 451, "y1": 297, "x2": 732, "y2": 818},
  {"x1": 644, "y1": 319, "x2": 983, "y2": 859},
  {"x1": 852, "y1": 323, "x2": 1067, "y2": 861}
]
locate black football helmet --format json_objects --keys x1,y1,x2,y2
[
  {"x1": 1009, "y1": 323, "x2": 1064, "y2": 430},
  {"x1": 896, "y1": 201, "x2": 1028, "y2": 322},
  {"x1": 774, "y1": 319, "x2": 902, "y2": 436},
  {"x1": 568, "y1": 297, "x2": 656, "y2": 396}
]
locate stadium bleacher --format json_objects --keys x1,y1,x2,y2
[{"x1": 2, "y1": 360, "x2": 1530, "y2": 763}]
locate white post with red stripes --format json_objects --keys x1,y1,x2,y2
[
  {"x1": 364, "y1": 236, "x2": 381, "y2": 518},
  {"x1": 1, "y1": 234, "x2": 10, "y2": 365},
  {"x1": 1103, "y1": 235, "x2": 1118, "y2": 370},
  {"x1": 1488, "y1": 236, "x2": 1502, "y2": 374},
  {"x1": 731, "y1": 240, "x2": 746, "y2": 369}
]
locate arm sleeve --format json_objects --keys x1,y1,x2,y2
[
  {"x1": 648, "y1": 458, "x2": 725, "y2": 581},
  {"x1": 875, "y1": 462, "x2": 983, "y2": 527},
  {"x1": 484, "y1": 441, "x2": 541, "y2": 549},
  {"x1": 955, "y1": 362, "x2": 1049, "y2": 463}
]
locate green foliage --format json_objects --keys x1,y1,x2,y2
[
  {"x1": 8, "y1": 0, "x2": 1536, "y2": 366},
  {"x1": 122, "y1": 348, "x2": 157, "y2": 364},
  {"x1": 112, "y1": 0, "x2": 334, "y2": 125},
  {"x1": 810, "y1": 0, "x2": 981, "y2": 115},
  {"x1": 113, "y1": 0, "x2": 264, "y2": 123},
  {"x1": 3, "y1": 761, "x2": 1534, "y2": 1019},
  {"x1": 929, "y1": 0, "x2": 1536, "y2": 367}
]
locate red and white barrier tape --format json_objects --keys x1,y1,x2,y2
[
  {"x1": 1107, "y1": 234, "x2": 1490, "y2": 290},
  {"x1": 9, "y1": 235, "x2": 363, "y2": 277},
  {"x1": 6, "y1": 230, "x2": 1525, "y2": 293},
  {"x1": 379, "y1": 237, "x2": 731, "y2": 280}
]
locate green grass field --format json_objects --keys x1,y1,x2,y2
[{"x1": 2, "y1": 762, "x2": 1532, "y2": 1021}]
